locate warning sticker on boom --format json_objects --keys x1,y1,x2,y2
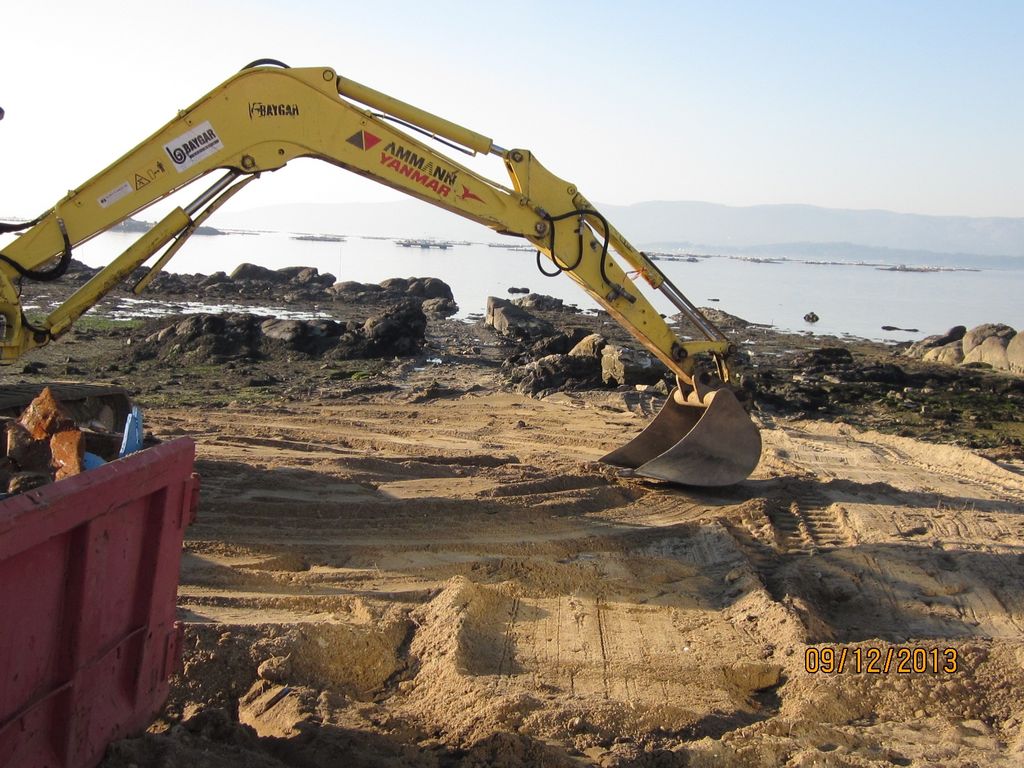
[{"x1": 164, "y1": 121, "x2": 224, "y2": 172}]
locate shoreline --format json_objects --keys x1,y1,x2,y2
[{"x1": 11, "y1": 263, "x2": 1023, "y2": 461}]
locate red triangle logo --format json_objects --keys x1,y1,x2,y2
[{"x1": 362, "y1": 131, "x2": 381, "y2": 150}]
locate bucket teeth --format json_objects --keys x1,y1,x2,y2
[{"x1": 601, "y1": 387, "x2": 761, "y2": 486}]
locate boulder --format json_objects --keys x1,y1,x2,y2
[
  {"x1": 199, "y1": 271, "x2": 232, "y2": 287},
  {"x1": 330, "y1": 280, "x2": 385, "y2": 295},
  {"x1": 50, "y1": 429, "x2": 84, "y2": 481},
  {"x1": 379, "y1": 277, "x2": 410, "y2": 293},
  {"x1": 275, "y1": 266, "x2": 333, "y2": 285},
  {"x1": 361, "y1": 315, "x2": 395, "y2": 341},
  {"x1": 692, "y1": 307, "x2": 754, "y2": 329},
  {"x1": 962, "y1": 324, "x2": 1015, "y2": 358},
  {"x1": 902, "y1": 322, "x2": 1022, "y2": 375},
  {"x1": 568, "y1": 333, "x2": 607, "y2": 359},
  {"x1": 504, "y1": 353, "x2": 603, "y2": 396},
  {"x1": 149, "y1": 273, "x2": 195, "y2": 294},
  {"x1": 963, "y1": 331, "x2": 1017, "y2": 371},
  {"x1": 291, "y1": 267, "x2": 336, "y2": 288},
  {"x1": 905, "y1": 326, "x2": 966, "y2": 358},
  {"x1": 512, "y1": 293, "x2": 571, "y2": 312},
  {"x1": 230, "y1": 263, "x2": 289, "y2": 283},
  {"x1": 1007, "y1": 332, "x2": 1024, "y2": 374},
  {"x1": 408, "y1": 277, "x2": 454, "y2": 300},
  {"x1": 936, "y1": 325, "x2": 968, "y2": 345},
  {"x1": 355, "y1": 300, "x2": 427, "y2": 357},
  {"x1": 145, "y1": 324, "x2": 178, "y2": 345},
  {"x1": 922, "y1": 342, "x2": 965, "y2": 366},
  {"x1": 305, "y1": 319, "x2": 343, "y2": 338},
  {"x1": 261, "y1": 317, "x2": 345, "y2": 354},
  {"x1": 260, "y1": 318, "x2": 306, "y2": 344},
  {"x1": 421, "y1": 297, "x2": 459, "y2": 317},
  {"x1": 326, "y1": 277, "x2": 453, "y2": 305},
  {"x1": 18, "y1": 387, "x2": 73, "y2": 439},
  {"x1": 7, "y1": 472, "x2": 51, "y2": 494},
  {"x1": 132, "y1": 313, "x2": 266, "y2": 362},
  {"x1": 527, "y1": 328, "x2": 590, "y2": 358},
  {"x1": 601, "y1": 344, "x2": 665, "y2": 386},
  {"x1": 486, "y1": 297, "x2": 554, "y2": 340},
  {"x1": 6, "y1": 421, "x2": 51, "y2": 473}
]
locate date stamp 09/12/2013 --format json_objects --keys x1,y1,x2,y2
[{"x1": 804, "y1": 646, "x2": 960, "y2": 675}]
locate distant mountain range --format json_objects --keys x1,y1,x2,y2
[{"x1": 215, "y1": 199, "x2": 1024, "y2": 268}]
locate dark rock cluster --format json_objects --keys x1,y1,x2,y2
[
  {"x1": 151, "y1": 262, "x2": 337, "y2": 303},
  {"x1": 746, "y1": 344, "x2": 1024, "y2": 449},
  {"x1": 502, "y1": 332, "x2": 605, "y2": 397},
  {"x1": 486, "y1": 295, "x2": 671, "y2": 397},
  {"x1": 749, "y1": 347, "x2": 909, "y2": 414},
  {"x1": 127, "y1": 300, "x2": 427, "y2": 364},
  {"x1": 330, "y1": 277, "x2": 458, "y2": 317},
  {"x1": 64, "y1": 259, "x2": 459, "y2": 317}
]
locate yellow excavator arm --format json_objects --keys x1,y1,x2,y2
[{"x1": 0, "y1": 61, "x2": 761, "y2": 485}]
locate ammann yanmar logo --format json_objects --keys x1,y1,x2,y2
[{"x1": 164, "y1": 121, "x2": 224, "y2": 172}]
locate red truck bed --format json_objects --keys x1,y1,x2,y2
[{"x1": 0, "y1": 438, "x2": 198, "y2": 768}]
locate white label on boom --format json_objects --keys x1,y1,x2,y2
[
  {"x1": 98, "y1": 181, "x2": 133, "y2": 208},
  {"x1": 164, "y1": 121, "x2": 223, "y2": 172}
]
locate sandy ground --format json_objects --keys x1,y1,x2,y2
[
  {"x1": 100, "y1": 371, "x2": 1024, "y2": 766},
  {"x1": 11, "y1": 271, "x2": 1022, "y2": 765}
]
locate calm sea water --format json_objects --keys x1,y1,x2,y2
[{"x1": 72, "y1": 231, "x2": 1024, "y2": 343}]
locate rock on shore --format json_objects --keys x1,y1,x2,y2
[
  {"x1": 485, "y1": 295, "x2": 674, "y2": 396},
  {"x1": 127, "y1": 300, "x2": 428, "y2": 363},
  {"x1": 905, "y1": 323, "x2": 1023, "y2": 374},
  {"x1": 64, "y1": 259, "x2": 460, "y2": 318}
]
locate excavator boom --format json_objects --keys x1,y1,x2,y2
[{"x1": 0, "y1": 62, "x2": 760, "y2": 485}]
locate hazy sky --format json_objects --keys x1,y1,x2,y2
[{"x1": 1, "y1": 0, "x2": 1021, "y2": 220}]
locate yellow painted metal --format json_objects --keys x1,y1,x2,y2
[
  {"x1": 0, "y1": 62, "x2": 739, "y2": 402},
  {"x1": 501, "y1": 150, "x2": 729, "y2": 384},
  {"x1": 602, "y1": 387, "x2": 762, "y2": 486},
  {"x1": 335, "y1": 73, "x2": 494, "y2": 156},
  {"x1": 3, "y1": 65, "x2": 726, "y2": 378},
  {"x1": 46, "y1": 207, "x2": 191, "y2": 339},
  {"x1": 132, "y1": 175, "x2": 257, "y2": 295}
]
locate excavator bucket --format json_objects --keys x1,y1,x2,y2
[{"x1": 601, "y1": 386, "x2": 761, "y2": 486}]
